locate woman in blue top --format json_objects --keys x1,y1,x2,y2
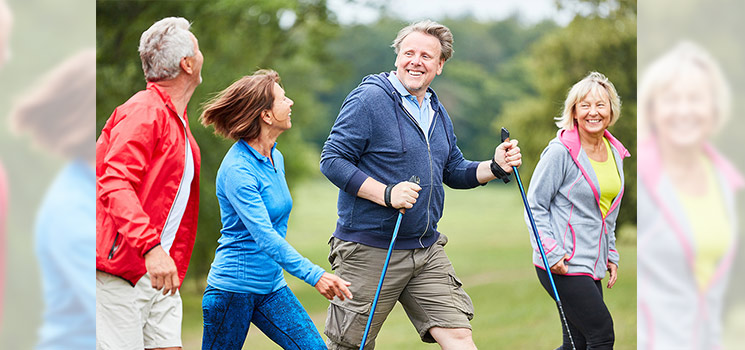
[{"x1": 199, "y1": 69, "x2": 352, "y2": 350}]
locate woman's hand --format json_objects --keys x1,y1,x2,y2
[
  {"x1": 550, "y1": 254, "x2": 570, "y2": 275},
  {"x1": 606, "y1": 262, "x2": 618, "y2": 289},
  {"x1": 315, "y1": 272, "x2": 353, "y2": 301}
]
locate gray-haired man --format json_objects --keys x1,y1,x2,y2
[{"x1": 96, "y1": 17, "x2": 203, "y2": 350}]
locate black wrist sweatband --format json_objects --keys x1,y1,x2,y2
[
  {"x1": 490, "y1": 158, "x2": 512, "y2": 183},
  {"x1": 384, "y1": 183, "x2": 395, "y2": 208}
]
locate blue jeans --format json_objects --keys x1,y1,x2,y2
[{"x1": 202, "y1": 285, "x2": 326, "y2": 350}]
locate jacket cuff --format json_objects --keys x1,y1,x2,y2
[
  {"x1": 343, "y1": 169, "x2": 369, "y2": 195},
  {"x1": 307, "y1": 265, "x2": 326, "y2": 287},
  {"x1": 608, "y1": 249, "x2": 620, "y2": 268},
  {"x1": 465, "y1": 162, "x2": 483, "y2": 187},
  {"x1": 142, "y1": 241, "x2": 162, "y2": 258},
  {"x1": 545, "y1": 248, "x2": 567, "y2": 269}
]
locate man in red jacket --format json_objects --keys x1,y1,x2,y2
[{"x1": 96, "y1": 17, "x2": 203, "y2": 350}]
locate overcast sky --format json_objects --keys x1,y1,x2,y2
[{"x1": 327, "y1": 0, "x2": 577, "y2": 26}]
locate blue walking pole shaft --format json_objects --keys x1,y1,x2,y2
[
  {"x1": 502, "y1": 127, "x2": 575, "y2": 350},
  {"x1": 359, "y1": 175, "x2": 420, "y2": 350},
  {"x1": 514, "y1": 166, "x2": 562, "y2": 304}
]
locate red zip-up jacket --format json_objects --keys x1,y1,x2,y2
[{"x1": 96, "y1": 82, "x2": 201, "y2": 286}]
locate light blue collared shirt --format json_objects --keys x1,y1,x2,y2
[{"x1": 387, "y1": 72, "x2": 435, "y2": 141}]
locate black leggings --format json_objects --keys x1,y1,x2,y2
[{"x1": 535, "y1": 267, "x2": 614, "y2": 350}]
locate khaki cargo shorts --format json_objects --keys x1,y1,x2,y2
[{"x1": 324, "y1": 233, "x2": 474, "y2": 349}]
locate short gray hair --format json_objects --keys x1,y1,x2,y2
[
  {"x1": 556, "y1": 72, "x2": 622, "y2": 130},
  {"x1": 392, "y1": 20, "x2": 454, "y2": 62},
  {"x1": 138, "y1": 17, "x2": 195, "y2": 82}
]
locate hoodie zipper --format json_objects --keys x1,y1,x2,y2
[{"x1": 396, "y1": 99, "x2": 437, "y2": 248}]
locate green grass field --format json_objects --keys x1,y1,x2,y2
[{"x1": 181, "y1": 178, "x2": 637, "y2": 349}]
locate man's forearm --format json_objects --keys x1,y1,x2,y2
[
  {"x1": 356, "y1": 177, "x2": 386, "y2": 207},
  {"x1": 476, "y1": 160, "x2": 498, "y2": 184}
]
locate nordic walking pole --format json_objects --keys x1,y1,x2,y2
[
  {"x1": 501, "y1": 127, "x2": 576, "y2": 350},
  {"x1": 359, "y1": 175, "x2": 420, "y2": 350}
]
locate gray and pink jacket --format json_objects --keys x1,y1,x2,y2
[
  {"x1": 637, "y1": 137, "x2": 743, "y2": 350},
  {"x1": 525, "y1": 128, "x2": 630, "y2": 280}
]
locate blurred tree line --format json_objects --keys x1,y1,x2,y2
[{"x1": 97, "y1": 0, "x2": 636, "y2": 284}]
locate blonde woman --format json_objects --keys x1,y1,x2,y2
[{"x1": 526, "y1": 72, "x2": 630, "y2": 349}]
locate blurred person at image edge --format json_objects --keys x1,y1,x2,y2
[
  {"x1": 10, "y1": 49, "x2": 95, "y2": 349},
  {"x1": 0, "y1": 0, "x2": 13, "y2": 333},
  {"x1": 637, "y1": 41, "x2": 744, "y2": 350}
]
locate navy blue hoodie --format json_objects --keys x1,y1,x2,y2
[{"x1": 321, "y1": 72, "x2": 482, "y2": 249}]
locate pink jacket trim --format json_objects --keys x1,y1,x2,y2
[{"x1": 559, "y1": 128, "x2": 630, "y2": 218}]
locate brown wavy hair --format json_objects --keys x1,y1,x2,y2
[
  {"x1": 199, "y1": 69, "x2": 280, "y2": 141},
  {"x1": 10, "y1": 48, "x2": 95, "y2": 161}
]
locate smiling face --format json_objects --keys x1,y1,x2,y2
[
  {"x1": 574, "y1": 85, "x2": 612, "y2": 138},
  {"x1": 394, "y1": 31, "x2": 444, "y2": 100},
  {"x1": 649, "y1": 63, "x2": 715, "y2": 149},
  {"x1": 268, "y1": 82, "x2": 293, "y2": 130}
]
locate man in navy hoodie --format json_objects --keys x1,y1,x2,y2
[{"x1": 321, "y1": 20, "x2": 522, "y2": 349}]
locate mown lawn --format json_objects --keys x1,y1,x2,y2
[{"x1": 181, "y1": 178, "x2": 637, "y2": 349}]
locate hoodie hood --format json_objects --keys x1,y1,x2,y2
[
  {"x1": 360, "y1": 72, "x2": 444, "y2": 109},
  {"x1": 358, "y1": 72, "x2": 451, "y2": 153}
]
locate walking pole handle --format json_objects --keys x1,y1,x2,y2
[
  {"x1": 398, "y1": 175, "x2": 421, "y2": 214},
  {"x1": 501, "y1": 127, "x2": 510, "y2": 143}
]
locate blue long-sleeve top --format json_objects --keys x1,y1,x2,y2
[
  {"x1": 36, "y1": 160, "x2": 95, "y2": 350},
  {"x1": 207, "y1": 140, "x2": 325, "y2": 294}
]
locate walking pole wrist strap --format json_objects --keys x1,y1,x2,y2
[
  {"x1": 490, "y1": 158, "x2": 512, "y2": 183},
  {"x1": 384, "y1": 183, "x2": 395, "y2": 208}
]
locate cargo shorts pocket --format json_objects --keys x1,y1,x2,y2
[
  {"x1": 328, "y1": 237, "x2": 361, "y2": 272},
  {"x1": 448, "y1": 273, "x2": 475, "y2": 320},
  {"x1": 324, "y1": 297, "x2": 372, "y2": 348}
]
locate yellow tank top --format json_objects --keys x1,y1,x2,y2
[
  {"x1": 676, "y1": 157, "x2": 731, "y2": 289},
  {"x1": 588, "y1": 137, "x2": 621, "y2": 217}
]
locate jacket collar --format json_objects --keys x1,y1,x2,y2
[
  {"x1": 240, "y1": 139, "x2": 277, "y2": 164},
  {"x1": 386, "y1": 71, "x2": 433, "y2": 104},
  {"x1": 147, "y1": 82, "x2": 179, "y2": 116},
  {"x1": 558, "y1": 127, "x2": 631, "y2": 161},
  {"x1": 364, "y1": 72, "x2": 442, "y2": 111},
  {"x1": 639, "y1": 136, "x2": 744, "y2": 191}
]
